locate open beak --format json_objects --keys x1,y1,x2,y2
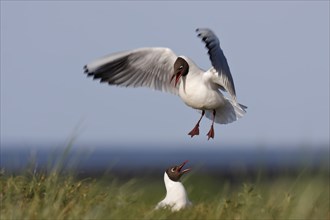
[
  {"x1": 178, "y1": 160, "x2": 191, "y2": 175},
  {"x1": 170, "y1": 71, "x2": 182, "y2": 87}
]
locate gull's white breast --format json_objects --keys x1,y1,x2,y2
[{"x1": 179, "y1": 68, "x2": 225, "y2": 110}]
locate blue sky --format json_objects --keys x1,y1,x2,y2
[{"x1": 1, "y1": 1, "x2": 329, "y2": 148}]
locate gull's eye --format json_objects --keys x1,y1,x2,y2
[{"x1": 171, "y1": 168, "x2": 175, "y2": 172}]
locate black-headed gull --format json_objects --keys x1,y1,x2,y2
[
  {"x1": 84, "y1": 28, "x2": 247, "y2": 139},
  {"x1": 155, "y1": 160, "x2": 192, "y2": 211}
]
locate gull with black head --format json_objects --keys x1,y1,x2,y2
[
  {"x1": 155, "y1": 160, "x2": 192, "y2": 211},
  {"x1": 84, "y1": 28, "x2": 247, "y2": 139}
]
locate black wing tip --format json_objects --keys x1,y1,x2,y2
[
  {"x1": 196, "y1": 28, "x2": 214, "y2": 44},
  {"x1": 100, "y1": 78, "x2": 109, "y2": 83},
  {"x1": 240, "y1": 104, "x2": 248, "y2": 110},
  {"x1": 83, "y1": 65, "x2": 94, "y2": 76},
  {"x1": 196, "y1": 28, "x2": 213, "y2": 34},
  {"x1": 83, "y1": 65, "x2": 88, "y2": 72},
  {"x1": 83, "y1": 64, "x2": 111, "y2": 84},
  {"x1": 85, "y1": 70, "x2": 95, "y2": 77}
]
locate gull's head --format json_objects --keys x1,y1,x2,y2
[
  {"x1": 171, "y1": 57, "x2": 189, "y2": 87},
  {"x1": 166, "y1": 160, "x2": 191, "y2": 182}
]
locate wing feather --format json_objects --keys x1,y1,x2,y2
[
  {"x1": 84, "y1": 47, "x2": 179, "y2": 95},
  {"x1": 196, "y1": 28, "x2": 237, "y2": 101}
]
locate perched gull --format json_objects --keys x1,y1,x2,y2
[
  {"x1": 84, "y1": 28, "x2": 247, "y2": 139},
  {"x1": 155, "y1": 160, "x2": 192, "y2": 211}
]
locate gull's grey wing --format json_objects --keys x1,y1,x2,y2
[
  {"x1": 84, "y1": 47, "x2": 179, "y2": 95},
  {"x1": 196, "y1": 28, "x2": 237, "y2": 101}
]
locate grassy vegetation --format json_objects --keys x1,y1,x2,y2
[{"x1": 1, "y1": 164, "x2": 329, "y2": 220}]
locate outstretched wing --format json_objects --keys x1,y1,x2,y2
[
  {"x1": 84, "y1": 47, "x2": 179, "y2": 95},
  {"x1": 196, "y1": 28, "x2": 237, "y2": 101}
]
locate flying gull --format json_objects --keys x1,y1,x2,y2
[{"x1": 84, "y1": 28, "x2": 247, "y2": 139}]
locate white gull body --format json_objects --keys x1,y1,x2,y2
[
  {"x1": 177, "y1": 56, "x2": 245, "y2": 124},
  {"x1": 156, "y1": 172, "x2": 192, "y2": 211}
]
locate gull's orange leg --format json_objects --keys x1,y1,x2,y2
[
  {"x1": 188, "y1": 110, "x2": 205, "y2": 137},
  {"x1": 207, "y1": 110, "x2": 216, "y2": 140}
]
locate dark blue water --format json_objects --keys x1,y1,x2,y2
[{"x1": 1, "y1": 142, "x2": 328, "y2": 178}]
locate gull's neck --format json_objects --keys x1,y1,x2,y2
[
  {"x1": 163, "y1": 172, "x2": 189, "y2": 203},
  {"x1": 156, "y1": 172, "x2": 192, "y2": 211}
]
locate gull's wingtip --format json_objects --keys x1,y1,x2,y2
[
  {"x1": 83, "y1": 65, "x2": 89, "y2": 73},
  {"x1": 83, "y1": 64, "x2": 95, "y2": 78},
  {"x1": 195, "y1": 27, "x2": 213, "y2": 33},
  {"x1": 195, "y1": 28, "x2": 215, "y2": 41}
]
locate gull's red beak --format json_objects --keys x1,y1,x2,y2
[
  {"x1": 170, "y1": 71, "x2": 182, "y2": 87},
  {"x1": 178, "y1": 160, "x2": 191, "y2": 174}
]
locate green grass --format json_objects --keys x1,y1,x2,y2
[{"x1": 1, "y1": 166, "x2": 329, "y2": 220}]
